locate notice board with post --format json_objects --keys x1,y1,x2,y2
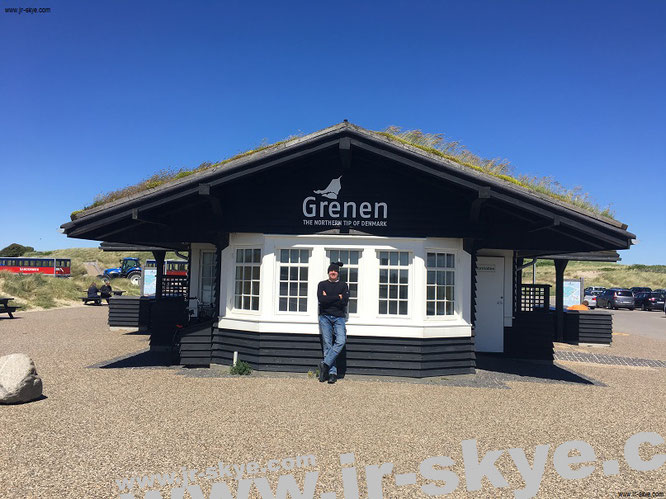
[{"x1": 563, "y1": 278, "x2": 584, "y2": 308}]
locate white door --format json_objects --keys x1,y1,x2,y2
[{"x1": 475, "y1": 256, "x2": 505, "y2": 352}]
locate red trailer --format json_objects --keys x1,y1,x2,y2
[{"x1": 0, "y1": 257, "x2": 71, "y2": 276}]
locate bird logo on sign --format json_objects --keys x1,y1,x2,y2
[{"x1": 313, "y1": 176, "x2": 342, "y2": 199}]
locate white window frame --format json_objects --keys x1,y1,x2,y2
[
  {"x1": 376, "y1": 249, "x2": 412, "y2": 319},
  {"x1": 275, "y1": 248, "x2": 312, "y2": 315},
  {"x1": 424, "y1": 249, "x2": 457, "y2": 318},
  {"x1": 232, "y1": 246, "x2": 262, "y2": 314}
]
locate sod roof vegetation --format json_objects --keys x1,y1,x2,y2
[{"x1": 71, "y1": 122, "x2": 618, "y2": 225}]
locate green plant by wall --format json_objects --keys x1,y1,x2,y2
[{"x1": 229, "y1": 360, "x2": 252, "y2": 375}]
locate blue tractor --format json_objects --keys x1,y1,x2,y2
[{"x1": 103, "y1": 257, "x2": 142, "y2": 285}]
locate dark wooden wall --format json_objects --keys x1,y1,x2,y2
[
  {"x1": 108, "y1": 296, "x2": 152, "y2": 330},
  {"x1": 504, "y1": 312, "x2": 555, "y2": 360},
  {"x1": 564, "y1": 311, "x2": 613, "y2": 345},
  {"x1": 211, "y1": 329, "x2": 475, "y2": 378}
]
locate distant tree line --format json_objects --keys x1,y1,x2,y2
[{"x1": 0, "y1": 243, "x2": 35, "y2": 257}]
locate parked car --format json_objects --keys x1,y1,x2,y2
[
  {"x1": 596, "y1": 288, "x2": 635, "y2": 310},
  {"x1": 634, "y1": 291, "x2": 666, "y2": 311},
  {"x1": 584, "y1": 286, "x2": 606, "y2": 295},
  {"x1": 630, "y1": 286, "x2": 652, "y2": 295},
  {"x1": 582, "y1": 291, "x2": 602, "y2": 309}
]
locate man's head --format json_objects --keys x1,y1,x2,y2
[{"x1": 327, "y1": 262, "x2": 341, "y2": 282}]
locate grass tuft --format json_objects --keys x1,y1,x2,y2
[{"x1": 377, "y1": 127, "x2": 615, "y2": 219}]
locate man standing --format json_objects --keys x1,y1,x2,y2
[{"x1": 317, "y1": 262, "x2": 350, "y2": 384}]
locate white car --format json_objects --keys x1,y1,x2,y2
[{"x1": 583, "y1": 294, "x2": 597, "y2": 309}]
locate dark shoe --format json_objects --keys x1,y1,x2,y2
[
  {"x1": 328, "y1": 373, "x2": 337, "y2": 384},
  {"x1": 318, "y1": 362, "x2": 328, "y2": 382}
]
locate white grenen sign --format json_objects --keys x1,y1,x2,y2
[{"x1": 302, "y1": 176, "x2": 388, "y2": 227}]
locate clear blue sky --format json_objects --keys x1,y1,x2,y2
[{"x1": 1, "y1": 0, "x2": 664, "y2": 264}]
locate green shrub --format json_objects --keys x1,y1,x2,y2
[
  {"x1": 229, "y1": 360, "x2": 252, "y2": 375},
  {"x1": 0, "y1": 243, "x2": 35, "y2": 257}
]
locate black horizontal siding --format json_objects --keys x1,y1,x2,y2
[
  {"x1": 211, "y1": 328, "x2": 474, "y2": 377},
  {"x1": 563, "y1": 311, "x2": 613, "y2": 345},
  {"x1": 108, "y1": 296, "x2": 152, "y2": 328},
  {"x1": 505, "y1": 312, "x2": 555, "y2": 360},
  {"x1": 178, "y1": 320, "x2": 214, "y2": 367}
]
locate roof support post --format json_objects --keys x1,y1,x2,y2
[
  {"x1": 152, "y1": 250, "x2": 166, "y2": 301},
  {"x1": 554, "y1": 259, "x2": 569, "y2": 342}
]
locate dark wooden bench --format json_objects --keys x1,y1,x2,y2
[
  {"x1": 81, "y1": 296, "x2": 103, "y2": 305},
  {"x1": 0, "y1": 297, "x2": 20, "y2": 318}
]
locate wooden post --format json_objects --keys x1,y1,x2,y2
[
  {"x1": 516, "y1": 256, "x2": 524, "y2": 315},
  {"x1": 153, "y1": 250, "x2": 166, "y2": 300},
  {"x1": 554, "y1": 259, "x2": 569, "y2": 341}
]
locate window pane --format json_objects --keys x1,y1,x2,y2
[
  {"x1": 400, "y1": 252, "x2": 408, "y2": 266},
  {"x1": 389, "y1": 286, "x2": 397, "y2": 299},
  {"x1": 437, "y1": 271, "x2": 445, "y2": 285},
  {"x1": 427, "y1": 253, "x2": 436, "y2": 267},
  {"x1": 379, "y1": 269, "x2": 388, "y2": 283},
  {"x1": 243, "y1": 296, "x2": 250, "y2": 309},
  {"x1": 437, "y1": 302, "x2": 445, "y2": 315},
  {"x1": 446, "y1": 286, "x2": 453, "y2": 301},
  {"x1": 289, "y1": 282, "x2": 297, "y2": 296},
  {"x1": 426, "y1": 301, "x2": 435, "y2": 315},
  {"x1": 299, "y1": 283, "x2": 307, "y2": 296},
  {"x1": 300, "y1": 250, "x2": 309, "y2": 263},
  {"x1": 288, "y1": 297, "x2": 297, "y2": 312},
  {"x1": 235, "y1": 296, "x2": 242, "y2": 308},
  {"x1": 446, "y1": 254, "x2": 455, "y2": 268},
  {"x1": 446, "y1": 302, "x2": 454, "y2": 315},
  {"x1": 280, "y1": 282, "x2": 288, "y2": 295},
  {"x1": 379, "y1": 285, "x2": 387, "y2": 298},
  {"x1": 437, "y1": 254, "x2": 446, "y2": 268},
  {"x1": 251, "y1": 297, "x2": 259, "y2": 310},
  {"x1": 437, "y1": 287, "x2": 445, "y2": 300},
  {"x1": 280, "y1": 267, "x2": 288, "y2": 280},
  {"x1": 235, "y1": 281, "x2": 242, "y2": 294},
  {"x1": 236, "y1": 249, "x2": 243, "y2": 263},
  {"x1": 253, "y1": 249, "x2": 261, "y2": 263},
  {"x1": 300, "y1": 267, "x2": 308, "y2": 280},
  {"x1": 243, "y1": 281, "x2": 251, "y2": 294},
  {"x1": 330, "y1": 250, "x2": 339, "y2": 262},
  {"x1": 399, "y1": 270, "x2": 408, "y2": 283},
  {"x1": 298, "y1": 298, "x2": 307, "y2": 311},
  {"x1": 280, "y1": 250, "x2": 289, "y2": 263},
  {"x1": 389, "y1": 301, "x2": 397, "y2": 314},
  {"x1": 252, "y1": 266, "x2": 260, "y2": 280},
  {"x1": 389, "y1": 269, "x2": 398, "y2": 283},
  {"x1": 379, "y1": 301, "x2": 387, "y2": 314},
  {"x1": 350, "y1": 268, "x2": 358, "y2": 281},
  {"x1": 290, "y1": 249, "x2": 299, "y2": 263},
  {"x1": 279, "y1": 298, "x2": 287, "y2": 311},
  {"x1": 379, "y1": 252, "x2": 388, "y2": 265},
  {"x1": 427, "y1": 271, "x2": 435, "y2": 284},
  {"x1": 350, "y1": 251, "x2": 359, "y2": 265},
  {"x1": 399, "y1": 285, "x2": 408, "y2": 299},
  {"x1": 389, "y1": 252, "x2": 398, "y2": 265},
  {"x1": 289, "y1": 267, "x2": 298, "y2": 280},
  {"x1": 398, "y1": 301, "x2": 408, "y2": 315},
  {"x1": 251, "y1": 282, "x2": 259, "y2": 295},
  {"x1": 427, "y1": 286, "x2": 435, "y2": 300}
]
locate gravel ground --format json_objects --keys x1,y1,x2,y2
[{"x1": 1, "y1": 307, "x2": 665, "y2": 498}]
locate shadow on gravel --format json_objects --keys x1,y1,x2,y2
[
  {"x1": 90, "y1": 349, "x2": 176, "y2": 369},
  {"x1": 476, "y1": 354, "x2": 598, "y2": 385},
  {"x1": 0, "y1": 316, "x2": 22, "y2": 321}
]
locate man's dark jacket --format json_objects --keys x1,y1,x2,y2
[{"x1": 317, "y1": 279, "x2": 350, "y2": 317}]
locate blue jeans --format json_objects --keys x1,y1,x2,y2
[{"x1": 319, "y1": 314, "x2": 346, "y2": 376}]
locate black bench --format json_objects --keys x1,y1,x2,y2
[
  {"x1": 0, "y1": 297, "x2": 20, "y2": 318},
  {"x1": 81, "y1": 296, "x2": 103, "y2": 305}
]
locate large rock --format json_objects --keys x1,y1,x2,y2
[{"x1": 0, "y1": 353, "x2": 43, "y2": 404}]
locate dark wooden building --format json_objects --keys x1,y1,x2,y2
[{"x1": 61, "y1": 122, "x2": 634, "y2": 376}]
